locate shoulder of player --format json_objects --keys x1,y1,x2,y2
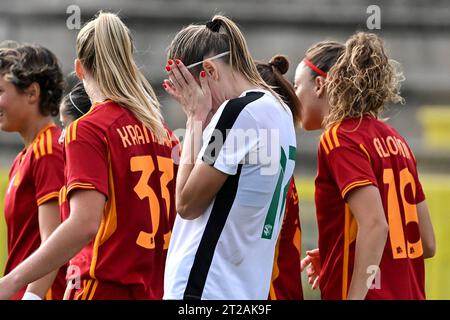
[
  {"x1": 218, "y1": 91, "x2": 280, "y2": 129},
  {"x1": 31, "y1": 125, "x2": 63, "y2": 161},
  {"x1": 319, "y1": 120, "x2": 366, "y2": 154},
  {"x1": 63, "y1": 101, "x2": 122, "y2": 144}
]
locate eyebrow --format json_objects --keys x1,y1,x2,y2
[{"x1": 185, "y1": 51, "x2": 230, "y2": 70}]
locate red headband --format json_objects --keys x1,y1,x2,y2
[{"x1": 303, "y1": 58, "x2": 327, "y2": 78}]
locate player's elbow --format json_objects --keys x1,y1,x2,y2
[
  {"x1": 70, "y1": 215, "x2": 101, "y2": 243},
  {"x1": 176, "y1": 202, "x2": 200, "y2": 220},
  {"x1": 176, "y1": 194, "x2": 202, "y2": 220},
  {"x1": 423, "y1": 239, "x2": 436, "y2": 259},
  {"x1": 362, "y1": 216, "x2": 389, "y2": 243}
]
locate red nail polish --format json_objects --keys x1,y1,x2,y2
[
  {"x1": 175, "y1": 59, "x2": 181, "y2": 65},
  {"x1": 162, "y1": 83, "x2": 167, "y2": 89},
  {"x1": 165, "y1": 65, "x2": 171, "y2": 72},
  {"x1": 168, "y1": 59, "x2": 173, "y2": 65},
  {"x1": 200, "y1": 71, "x2": 206, "y2": 78}
]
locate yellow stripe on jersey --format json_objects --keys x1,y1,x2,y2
[
  {"x1": 81, "y1": 280, "x2": 92, "y2": 300},
  {"x1": 341, "y1": 180, "x2": 373, "y2": 199},
  {"x1": 67, "y1": 183, "x2": 96, "y2": 194},
  {"x1": 71, "y1": 120, "x2": 79, "y2": 142},
  {"x1": 88, "y1": 280, "x2": 99, "y2": 300},
  {"x1": 359, "y1": 144, "x2": 372, "y2": 164},
  {"x1": 39, "y1": 133, "x2": 46, "y2": 157},
  {"x1": 269, "y1": 232, "x2": 282, "y2": 300},
  {"x1": 32, "y1": 141, "x2": 40, "y2": 159},
  {"x1": 342, "y1": 205, "x2": 358, "y2": 300},
  {"x1": 89, "y1": 149, "x2": 118, "y2": 279},
  {"x1": 37, "y1": 191, "x2": 60, "y2": 206},
  {"x1": 320, "y1": 135, "x2": 330, "y2": 154},
  {"x1": 324, "y1": 128, "x2": 334, "y2": 151},
  {"x1": 342, "y1": 204, "x2": 350, "y2": 300},
  {"x1": 58, "y1": 186, "x2": 67, "y2": 206},
  {"x1": 44, "y1": 288, "x2": 52, "y2": 300},
  {"x1": 46, "y1": 129, "x2": 53, "y2": 155},
  {"x1": 331, "y1": 123, "x2": 341, "y2": 147}
]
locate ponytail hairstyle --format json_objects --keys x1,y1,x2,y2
[
  {"x1": 167, "y1": 14, "x2": 284, "y2": 107},
  {"x1": 325, "y1": 32, "x2": 404, "y2": 128},
  {"x1": 256, "y1": 55, "x2": 301, "y2": 126},
  {"x1": 76, "y1": 12, "x2": 167, "y2": 142},
  {"x1": 0, "y1": 43, "x2": 64, "y2": 116}
]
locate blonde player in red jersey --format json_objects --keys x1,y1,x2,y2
[
  {"x1": 295, "y1": 33, "x2": 436, "y2": 299},
  {"x1": 0, "y1": 12, "x2": 179, "y2": 300},
  {"x1": 256, "y1": 55, "x2": 303, "y2": 300},
  {"x1": 0, "y1": 44, "x2": 67, "y2": 300}
]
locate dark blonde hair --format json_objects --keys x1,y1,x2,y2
[
  {"x1": 325, "y1": 32, "x2": 404, "y2": 128},
  {"x1": 0, "y1": 43, "x2": 64, "y2": 116},
  {"x1": 76, "y1": 12, "x2": 166, "y2": 142},
  {"x1": 256, "y1": 55, "x2": 301, "y2": 126},
  {"x1": 304, "y1": 41, "x2": 345, "y2": 79},
  {"x1": 167, "y1": 15, "x2": 282, "y2": 102}
]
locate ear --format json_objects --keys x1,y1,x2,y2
[
  {"x1": 314, "y1": 76, "x2": 327, "y2": 98},
  {"x1": 24, "y1": 82, "x2": 40, "y2": 105},
  {"x1": 202, "y1": 60, "x2": 219, "y2": 81},
  {"x1": 75, "y1": 59, "x2": 85, "y2": 80}
]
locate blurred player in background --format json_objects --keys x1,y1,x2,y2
[
  {"x1": 256, "y1": 55, "x2": 303, "y2": 300},
  {"x1": 58, "y1": 82, "x2": 91, "y2": 144},
  {"x1": 295, "y1": 33, "x2": 436, "y2": 299},
  {"x1": 0, "y1": 44, "x2": 66, "y2": 300},
  {"x1": 0, "y1": 12, "x2": 179, "y2": 300}
]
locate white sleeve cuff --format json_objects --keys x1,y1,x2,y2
[{"x1": 22, "y1": 292, "x2": 42, "y2": 300}]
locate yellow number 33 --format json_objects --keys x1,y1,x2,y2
[{"x1": 131, "y1": 155, "x2": 174, "y2": 250}]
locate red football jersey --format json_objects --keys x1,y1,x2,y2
[
  {"x1": 315, "y1": 115, "x2": 426, "y2": 300},
  {"x1": 269, "y1": 177, "x2": 303, "y2": 300},
  {"x1": 60, "y1": 100, "x2": 178, "y2": 299},
  {"x1": 3, "y1": 124, "x2": 66, "y2": 300}
]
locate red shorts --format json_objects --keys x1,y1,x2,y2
[{"x1": 65, "y1": 279, "x2": 151, "y2": 300}]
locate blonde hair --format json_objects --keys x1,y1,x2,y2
[
  {"x1": 76, "y1": 12, "x2": 166, "y2": 142},
  {"x1": 325, "y1": 32, "x2": 404, "y2": 128},
  {"x1": 167, "y1": 14, "x2": 283, "y2": 105}
]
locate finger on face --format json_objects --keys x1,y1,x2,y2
[
  {"x1": 166, "y1": 61, "x2": 188, "y2": 89},
  {"x1": 174, "y1": 59, "x2": 197, "y2": 85}
]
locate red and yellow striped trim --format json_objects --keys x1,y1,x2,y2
[
  {"x1": 65, "y1": 120, "x2": 80, "y2": 144},
  {"x1": 74, "y1": 279, "x2": 99, "y2": 300},
  {"x1": 67, "y1": 182, "x2": 97, "y2": 194},
  {"x1": 36, "y1": 191, "x2": 60, "y2": 206},
  {"x1": 320, "y1": 123, "x2": 341, "y2": 155},
  {"x1": 32, "y1": 124, "x2": 56, "y2": 159},
  {"x1": 58, "y1": 186, "x2": 67, "y2": 206},
  {"x1": 341, "y1": 179, "x2": 373, "y2": 199}
]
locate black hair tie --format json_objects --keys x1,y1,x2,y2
[{"x1": 206, "y1": 20, "x2": 221, "y2": 32}]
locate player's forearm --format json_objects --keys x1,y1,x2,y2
[
  {"x1": 347, "y1": 223, "x2": 388, "y2": 300},
  {"x1": 25, "y1": 270, "x2": 59, "y2": 299},
  {"x1": 4, "y1": 216, "x2": 95, "y2": 296},
  {"x1": 176, "y1": 118, "x2": 203, "y2": 213}
]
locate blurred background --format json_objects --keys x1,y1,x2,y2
[{"x1": 0, "y1": 0, "x2": 449, "y2": 299}]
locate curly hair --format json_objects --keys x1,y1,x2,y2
[
  {"x1": 325, "y1": 32, "x2": 404, "y2": 128},
  {"x1": 0, "y1": 43, "x2": 64, "y2": 117}
]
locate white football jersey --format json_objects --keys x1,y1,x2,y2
[{"x1": 164, "y1": 89, "x2": 296, "y2": 300}]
